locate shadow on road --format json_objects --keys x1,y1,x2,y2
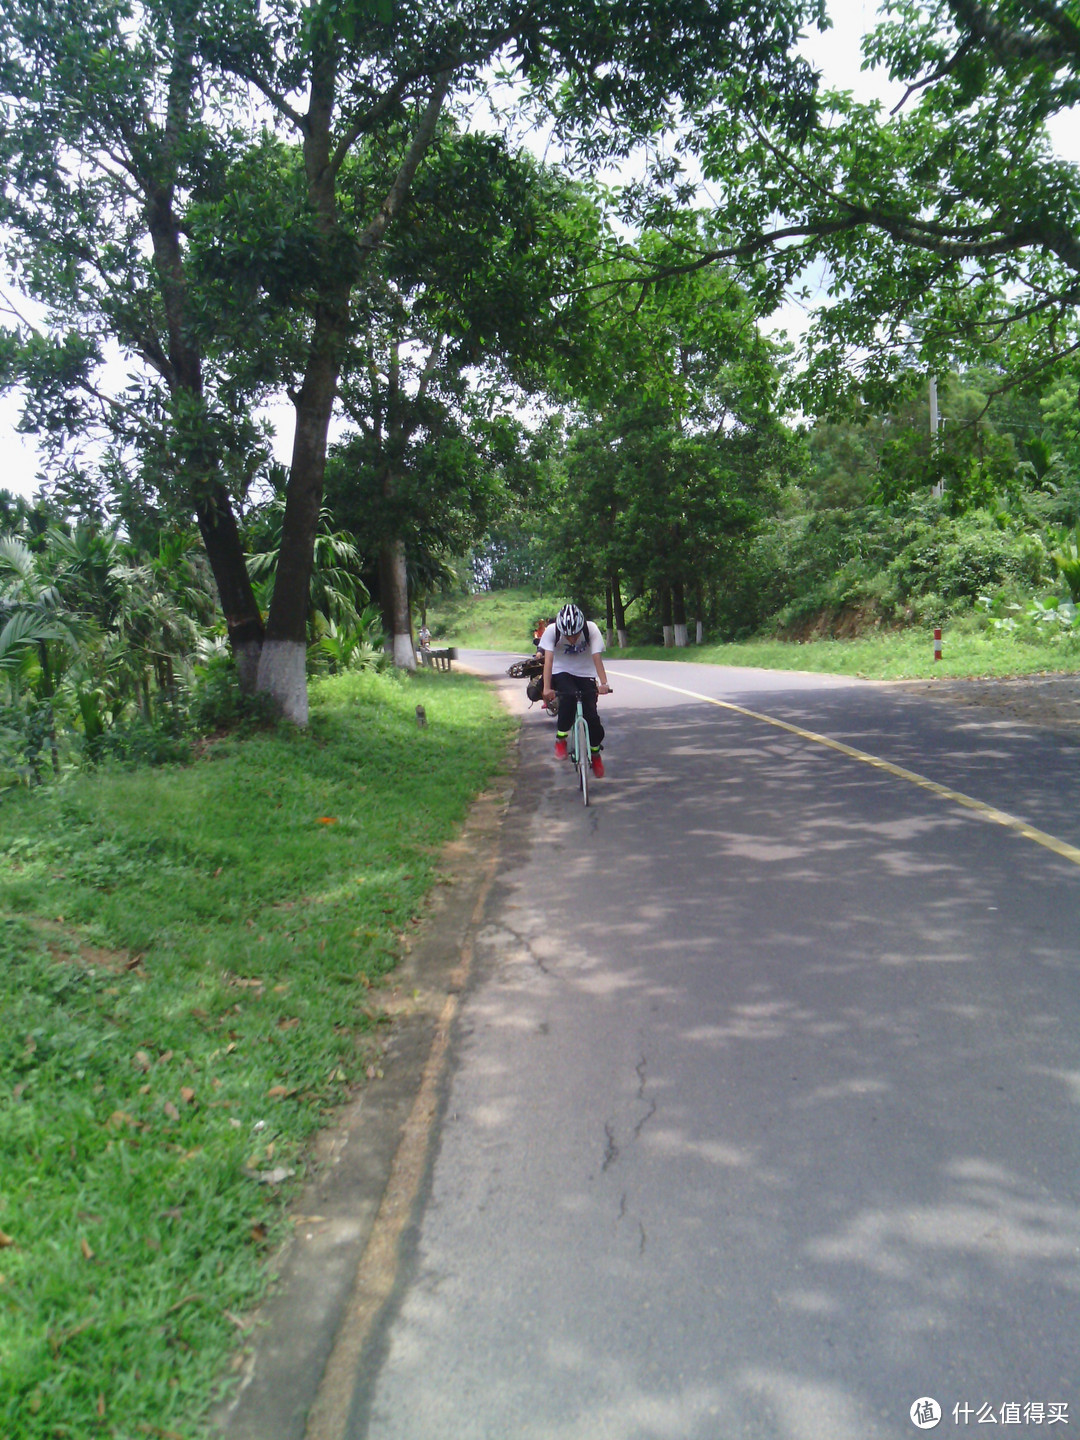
[{"x1": 357, "y1": 694, "x2": 1080, "y2": 1440}]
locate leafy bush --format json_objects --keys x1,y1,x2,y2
[{"x1": 186, "y1": 661, "x2": 280, "y2": 735}]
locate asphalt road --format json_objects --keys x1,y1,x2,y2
[{"x1": 349, "y1": 655, "x2": 1080, "y2": 1440}]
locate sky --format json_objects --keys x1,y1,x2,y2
[{"x1": 1, "y1": 0, "x2": 1077, "y2": 502}]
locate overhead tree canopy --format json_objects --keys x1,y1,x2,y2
[
  {"x1": 1, "y1": 0, "x2": 827, "y2": 720},
  {"x1": 625, "y1": 0, "x2": 1080, "y2": 413}
]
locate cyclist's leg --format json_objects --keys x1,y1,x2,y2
[
  {"x1": 578, "y1": 678, "x2": 605, "y2": 752},
  {"x1": 552, "y1": 673, "x2": 577, "y2": 749}
]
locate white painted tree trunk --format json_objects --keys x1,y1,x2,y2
[
  {"x1": 696, "y1": 620, "x2": 703, "y2": 644},
  {"x1": 674, "y1": 623, "x2": 689, "y2": 647},
  {"x1": 606, "y1": 627, "x2": 615, "y2": 648},
  {"x1": 393, "y1": 632, "x2": 416, "y2": 670},
  {"x1": 663, "y1": 625, "x2": 675, "y2": 648},
  {"x1": 383, "y1": 538, "x2": 416, "y2": 671},
  {"x1": 256, "y1": 639, "x2": 309, "y2": 725},
  {"x1": 617, "y1": 628, "x2": 627, "y2": 649}
]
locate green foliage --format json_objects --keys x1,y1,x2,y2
[
  {"x1": 1049, "y1": 526, "x2": 1080, "y2": 604},
  {"x1": 0, "y1": 669, "x2": 511, "y2": 1436}
]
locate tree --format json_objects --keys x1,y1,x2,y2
[
  {"x1": 1, "y1": 0, "x2": 825, "y2": 720},
  {"x1": 321, "y1": 129, "x2": 595, "y2": 666},
  {"x1": 545, "y1": 229, "x2": 791, "y2": 644},
  {"x1": 667, "y1": 0, "x2": 1080, "y2": 414}
]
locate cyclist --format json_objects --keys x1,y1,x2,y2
[{"x1": 540, "y1": 604, "x2": 611, "y2": 777}]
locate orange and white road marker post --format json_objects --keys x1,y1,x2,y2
[{"x1": 934, "y1": 627, "x2": 943, "y2": 662}]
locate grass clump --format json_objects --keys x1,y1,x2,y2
[{"x1": 0, "y1": 668, "x2": 511, "y2": 1438}]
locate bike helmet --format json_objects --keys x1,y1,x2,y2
[{"x1": 556, "y1": 604, "x2": 586, "y2": 637}]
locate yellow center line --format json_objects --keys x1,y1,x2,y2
[{"x1": 606, "y1": 668, "x2": 1080, "y2": 868}]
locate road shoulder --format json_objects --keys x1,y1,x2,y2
[{"x1": 213, "y1": 689, "x2": 519, "y2": 1440}]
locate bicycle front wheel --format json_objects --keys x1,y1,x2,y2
[{"x1": 574, "y1": 717, "x2": 590, "y2": 806}]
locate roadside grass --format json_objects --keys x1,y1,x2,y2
[
  {"x1": 0, "y1": 668, "x2": 512, "y2": 1439},
  {"x1": 426, "y1": 587, "x2": 654, "y2": 655},
  {"x1": 618, "y1": 620, "x2": 1080, "y2": 680},
  {"x1": 428, "y1": 588, "x2": 1080, "y2": 679},
  {"x1": 427, "y1": 587, "x2": 552, "y2": 652}
]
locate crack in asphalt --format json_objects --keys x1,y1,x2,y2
[
  {"x1": 478, "y1": 921, "x2": 554, "y2": 977},
  {"x1": 602, "y1": 1122, "x2": 620, "y2": 1173}
]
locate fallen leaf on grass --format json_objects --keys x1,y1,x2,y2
[
  {"x1": 266, "y1": 1084, "x2": 297, "y2": 1099},
  {"x1": 0, "y1": 1230, "x2": 14, "y2": 1248},
  {"x1": 108, "y1": 1110, "x2": 138, "y2": 1130},
  {"x1": 250, "y1": 1223, "x2": 268, "y2": 1243},
  {"x1": 224, "y1": 1308, "x2": 251, "y2": 1330},
  {"x1": 163, "y1": 1101, "x2": 180, "y2": 1121},
  {"x1": 97, "y1": 1393, "x2": 106, "y2": 1417},
  {"x1": 180, "y1": 1086, "x2": 196, "y2": 1104},
  {"x1": 137, "y1": 1424, "x2": 183, "y2": 1440},
  {"x1": 133, "y1": 1050, "x2": 151, "y2": 1072},
  {"x1": 244, "y1": 1165, "x2": 295, "y2": 1186},
  {"x1": 80, "y1": 1238, "x2": 94, "y2": 1261},
  {"x1": 47, "y1": 1316, "x2": 96, "y2": 1354},
  {"x1": 317, "y1": 816, "x2": 338, "y2": 825}
]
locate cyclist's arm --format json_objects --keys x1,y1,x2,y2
[
  {"x1": 542, "y1": 648, "x2": 554, "y2": 700},
  {"x1": 593, "y1": 653, "x2": 611, "y2": 694}
]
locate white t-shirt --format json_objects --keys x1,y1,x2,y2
[{"x1": 539, "y1": 620, "x2": 605, "y2": 678}]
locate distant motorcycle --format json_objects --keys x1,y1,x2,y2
[{"x1": 506, "y1": 655, "x2": 558, "y2": 716}]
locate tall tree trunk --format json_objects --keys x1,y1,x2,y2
[
  {"x1": 258, "y1": 287, "x2": 349, "y2": 722},
  {"x1": 672, "y1": 578, "x2": 689, "y2": 647},
  {"x1": 660, "y1": 582, "x2": 674, "y2": 648},
  {"x1": 378, "y1": 345, "x2": 415, "y2": 671},
  {"x1": 612, "y1": 573, "x2": 627, "y2": 649},
  {"x1": 195, "y1": 484, "x2": 264, "y2": 690},
  {"x1": 605, "y1": 581, "x2": 614, "y2": 648},
  {"x1": 379, "y1": 537, "x2": 415, "y2": 670},
  {"x1": 256, "y1": 65, "x2": 451, "y2": 718},
  {"x1": 145, "y1": 28, "x2": 264, "y2": 690}
]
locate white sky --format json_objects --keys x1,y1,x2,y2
[{"x1": 2, "y1": 0, "x2": 1078, "y2": 502}]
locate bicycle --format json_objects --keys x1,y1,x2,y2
[{"x1": 565, "y1": 690, "x2": 610, "y2": 806}]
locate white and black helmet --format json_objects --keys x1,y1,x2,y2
[{"x1": 556, "y1": 603, "x2": 586, "y2": 637}]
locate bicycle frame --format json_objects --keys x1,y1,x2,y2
[{"x1": 568, "y1": 699, "x2": 590, "y2": 806}]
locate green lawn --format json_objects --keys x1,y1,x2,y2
[
  {"x1": 426, "y1": 588, "x2": 552, "y2": 653},
  {"x1": 428, "y1": 587, "x2": 1080, "y2": 680},
  {"x1": 618, "y1": 625, "x2": 1080, "y2": 679},
  {"x1": 0, "y1": 668, "x2": 512, "y2": 1439}
]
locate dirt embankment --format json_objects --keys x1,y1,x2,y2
[{"x1": 894, "y1": 673, "x2": 1080, "y2": 739}]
